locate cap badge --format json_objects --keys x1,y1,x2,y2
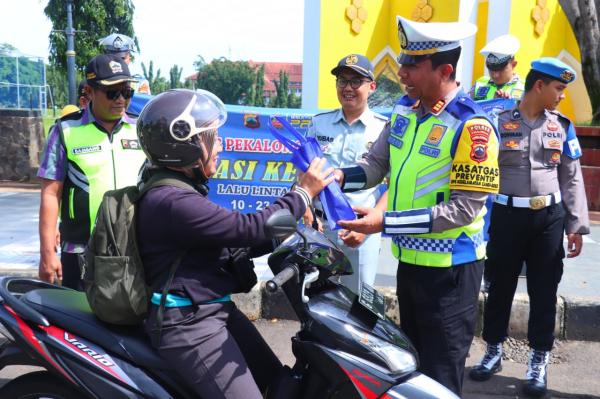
[
  {"x1": 345, "y1": 54, "x2": 358, "y2": 65},
  {"x1": 109, "y1": 60, "x2": 123, "y2": 74},
  {"x1": 560, "y1": 70, "x2": 574, "y2": 82},
  {"x1": 112, "y1": 36, "x2": 123, "y2": 50},
  {"x1": 398, "y1": 22, "x2": 408, "y2": 49}
]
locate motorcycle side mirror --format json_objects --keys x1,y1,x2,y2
[
  {"x1": 265, "y1": 209, "x2": 298, "y2": 240},
  {"x1": 265, "y1": 209, "x2": 309, "y2": 249}
]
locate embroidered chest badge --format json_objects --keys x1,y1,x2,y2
[
  {"x1": 546, "y1": 121, "x2": 560, "y2": 132},
  {"x1": 467, "y1": 124, "x2": 492, "y2": 163},
  {"x1": 121, "y1": 139, "x2": 140, "y2": 149},
  {"x1": 550, "y1": 151, "x2": 561, "y2": 164},
  {"x1": 391, "y1": 115, "x2": 410, "y2": 137},
  {"x1": 502, "y1": 121, "x2": 520, "y2": 130},
  {"x1": 504, "y1": 140, "x2": 520, "y2": 149},
  {"x1": 425, "y1": 124, "x2": 447, "y2": 147},
  {"x1": 475, "y1": 86, "x2": 490, "y2": 99}
]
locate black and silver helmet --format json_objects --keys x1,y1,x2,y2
[{"x1": 137, "y1": 89, "x2": 227, "y2": 167}]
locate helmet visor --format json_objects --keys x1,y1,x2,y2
[{"x1": 169, "y1": 89, "x2": 227, "y2": 142}]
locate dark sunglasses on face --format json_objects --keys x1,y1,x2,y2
[
  {"x1": 336, "y1": 77, "x2": 371, "y2": 89},
  {"x1": 101, "y1": 87, "x2": 135, "y2": 100}
]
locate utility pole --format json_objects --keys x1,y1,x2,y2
[{"x1": 66, "y1": 0, "x2": 76, "y2": 105}]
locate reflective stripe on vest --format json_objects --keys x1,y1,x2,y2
[
  {"x1": 388, "y1": 102, "x2": 487, "y2": 267},
  {"x1": 473, "y1": 76, "x2": 524, "y2": 101},
  {"x1": 60, "y1": 119, "x2": 146, "y2": 242}
]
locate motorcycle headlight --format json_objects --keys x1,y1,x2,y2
[{"x1": 345, "y1": 324, "x2": 416, "y2": 375}]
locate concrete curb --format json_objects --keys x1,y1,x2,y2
[
  {"x1": 4, "y1": 271, "x2": 600, "y2": 342},
  {"x1": 233, "y1": 282, "x2": 600, "y2": 343}
]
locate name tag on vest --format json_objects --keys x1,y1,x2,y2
[
  {"x1": 419, "y1": 145, "x2": 440, "y2": 158},
  {"x1": 73, "y1": 145, "x2": 102, "y2": 155},
  {"x1": 388, "y1": 135, "x2": 403, "y2": 149}
]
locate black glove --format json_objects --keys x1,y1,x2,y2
[{"x1": 227, "y1": 247, "x2": 258, "y2": 293}]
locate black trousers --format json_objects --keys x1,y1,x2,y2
[
  {"x1": 483, "y1": 203, "x2": 565, "y2": 351},
  {"x1": 396, "y1": 259, "x2": 483, "y2": 396},
  {"x1": 60, "y1": 252, "x2": 84, "y2": 291},
  {"x1": 144, "y1": 301, "x2": 282, "y2": 399}
]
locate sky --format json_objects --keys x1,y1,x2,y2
[{"x1": 0, "y1": 0, "x2": 305, "y2": 78}]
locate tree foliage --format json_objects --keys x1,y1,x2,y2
[
  {"x1": 368, "y1": 74, "x2": 404, "y2": 109},
  {"x1": 169, "y1": 65, "x2": 183, "y2": 89},
  {"x1": 194, "y1": 57, "x2": 257, "y2": 105},
  {"x1": 141, "y1": 61, "x2": 168, "y2": 94},
  {"x1": 44, "y1": 0, "x2": 137, "y2": 74},
  {"x1": 559, "y1": 0, "x2": 600, "y2": 123},
  {"x1": 270, "y1": 70, "x2": 301, "y2": 109}
]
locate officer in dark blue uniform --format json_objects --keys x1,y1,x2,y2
[{"x1": 469, "y1": 58, "x2": 590, "y2": 397}]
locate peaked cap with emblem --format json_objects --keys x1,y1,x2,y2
[
  {"x1": 531, "y1": 57, "x2": 576, "y2": 84},
  {"x1": 396, "y1": 15, "x2": 477, "y2": 64},
  {"x1": 99, "y1": 33, "x2": 136, "y2": 54},
  {"x1": 85, "y1": 54, "x2": 134, "y2": 86},
  {"x1": 331, "y1": 53, "x2": 375, "y2": 80},
  {"x1": 480, "y1": 34, "x2": 520, "y2": 70}
]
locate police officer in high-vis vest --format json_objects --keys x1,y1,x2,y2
[
  {"x1": 99, "y1": 33, "x2": 151, "y2": 95},
  {"x1": 38, "y1": 54, "x2": 147, "y2": 289},
  {"x1": 469, "y1": 58, "x2": 589, "y2": 397},
  {"x1": 470, "y1": 34, "x2": 524, "y2": 101},
  {"x1": 336, "y1": 16, "x2": 500, "y2": 396}
]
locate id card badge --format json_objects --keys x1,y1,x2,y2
[{"x1": 358, "y1": 282, "x2": 386, "y2": 319}]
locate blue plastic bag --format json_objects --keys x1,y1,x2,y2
[{"x1": 268, "y1": 116, "x2": 356, "y2": 230}]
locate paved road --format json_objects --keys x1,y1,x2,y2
[
  {"x1": 1, "y1": 320, "x2": 599, "y2": 397},
  {"x1": 1, "y1": 191, "x2": 599, "y2": 298}
]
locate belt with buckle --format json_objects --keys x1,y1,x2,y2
[{"x1": 494, "y1": 192, "x2": 561, "y2": 210}]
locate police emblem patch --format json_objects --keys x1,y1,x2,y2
[
  {"x1": 425, "y1": 124, "x2": 447, "y2": 147},
  {"x1": 546, "y1": 121, "x2": 559, "y2": 132},
  {"x1": 121, "y1": 139, "x2": 140, "y2": 149},
  {"x1": 475, "y1": 86, "x2": 490, "y2": 99},
  {"x1": 549, "y1": 151, "x2": 561, "y2": 164},
  {"x1": 391, "y1": 115, "x2": 409, "y2": 137},
  {"x1": 467, "y1": 124, "x2": 492, "y2": 163}
]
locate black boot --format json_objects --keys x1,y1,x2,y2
[
  {"x1": 523, "y1": 349, "x2": 549, "y2": 397},
  {"x1": 469, "y1": 342, "x2": 503, "y2": 381}
]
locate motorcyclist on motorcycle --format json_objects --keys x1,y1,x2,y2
[{"x1": 135, "y1": 89, "x2": 334, "y2": 398}]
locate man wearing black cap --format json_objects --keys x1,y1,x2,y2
[
  {"x1": 303, "y1": 53, "x2": 387, "y2": 293},
  {"x1": 470, "y1": 57, "x2": 589, "y2": 397},
  {"x1": 37, "y1": 54, "x2": 147, "y2": 289},
  {"x1": 335, "y1": 16, "x2": 500, "y2": 396}
]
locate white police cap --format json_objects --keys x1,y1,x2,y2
[
  {"x1": 396, "y1": 15, "x2": 477, "y2": 64},
  {"x1": 480, "y1": 34, "x2": 520, "y2": 69},
  {"x1": 98, "y1": 33, "x2": 135, "y2": 54}
]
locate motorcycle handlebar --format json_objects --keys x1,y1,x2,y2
[{"x1": 266, "y1": 265, "x2": 298, "y2": 293}]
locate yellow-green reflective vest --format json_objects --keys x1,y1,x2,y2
[
  {"x1": 387, "y1": 100, "x2": 487, "y2": 267},
  {"x1": 59, "y1": 118, "x2": 146, "y2": 243},
  {"x1": 472, "y1": 76, "x2": 524, "y2": 101}
]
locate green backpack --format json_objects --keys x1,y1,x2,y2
[{"x1": 82, "y1": 173, "x2": 195, "y2": 325}]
